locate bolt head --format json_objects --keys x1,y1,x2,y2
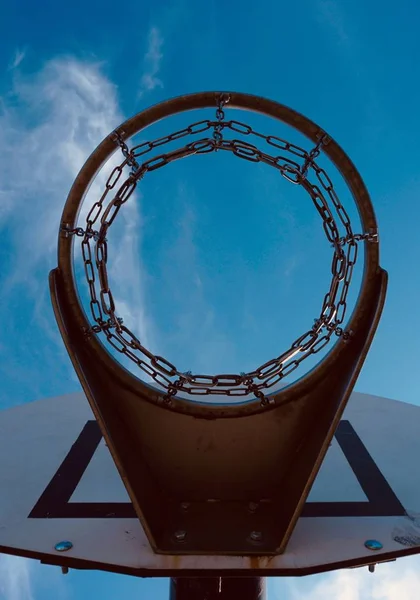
[
  {"x1": 249, "y1": 531, "x2": 263, "y2": 543},
  {"x1": 54, "y1": 541, "x2": 73, "y2": 552},
  {"x1": 174, "y1": 530, "x2": 187, "y2": 542},
  {"x1": 364, "y1": 539, "x2": 383, "y2": 551}
]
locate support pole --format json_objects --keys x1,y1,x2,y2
[{"x1": 170, "y1": 577, "x2": 266, "y2": 600}]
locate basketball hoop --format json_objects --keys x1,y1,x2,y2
[
  {"x1": 50, "y1": 92, "x2": 386, "y2": 555},
  {"x1": 57, "y1": 91, "x2": 380, "y2": 411}
]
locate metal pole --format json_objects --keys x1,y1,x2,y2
[{"x1": 170, "y1": 577, "x2": 266, "y2": 600}]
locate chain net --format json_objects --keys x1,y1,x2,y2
[{"x1": 62, "y1": 94, "x2": 377, "y2": 406}]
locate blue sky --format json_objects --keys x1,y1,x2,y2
[{"x1": 1, "y1": 0, "x2": 420, "y2": 598}]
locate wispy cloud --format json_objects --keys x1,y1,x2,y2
[
  {"x1": 0, "y1": 57, "x2": 154, "y2": 399},
  {"x1": 108, "y1": 199, "x2": 155, "y2": 352},
  {"x1": 139, "y1": 27, "x2": 164, "y2": 96},
  {"x1": 283, "y1": 255, "x2": 301, "y2": 278},
  {"x1": 8, "y1": 48, "x2": 26, "y2": 70},
  {"x1": 0, "y1": 555, "x2": 33, "y2": 600},
  {"x1": 314, "y1": 0, "x2": 386, "y2": 144},
  {"x1": 0, "y1": 58, "x2": 122, "y2": 260},
  {"x1": 316, "y1": 0, "x2": 349, "y2": 47},
  {"x1": 281, "y1": 555, "x2": 420, "y2": 600}
]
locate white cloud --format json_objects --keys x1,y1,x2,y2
[
  {"x1": 281, "y1": 555, "x2": 420, "y2": 600},
  {"x1": 8, "y1": 48, "x2": 26, "y2": 70},
  {"x1": 0, "y1": 57, "x2": 155, "y2": 379},
  {"x1": 0, "y1": 57, "x2": 121, "y2": 260},
  {"x1": 108, "y1": 200, "x2": 155, "y2": 353},
  {"x1": 139, "y1": 27, "x2": 164, "y2": 95},
  {"x1": 0, "y1": 555, "x2": 33, "y2": 600}
]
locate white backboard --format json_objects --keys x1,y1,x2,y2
[{"x1": 0, "y1": 391, "x2": 419, "y2": 576}]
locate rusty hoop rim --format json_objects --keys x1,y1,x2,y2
[{"x1": 56, "y1": 91, "x2": 381, "y2": 417}]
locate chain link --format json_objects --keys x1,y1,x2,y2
[
  {"x1": 61, "y1": 224, "x2": 101, "y2": 241},
  {"x1": 111, "y1": 131, "x2": 140, "y2": 171},
  {"x1": 337, "y1": 230, "x2": 378, "y2": 245},
  {"x1": 301, "y1": 134, "x2": 330, "y2": 178},
  {"x1": 75, "y1": 98, "x2": 372, "y2": 404},
  {"x1": 213, "y1": 93, "x2": 230, "y2": 146}
]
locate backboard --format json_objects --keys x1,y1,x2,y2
[{"x1": 0, "y1": 391, "x2": 419, "y2": 576}]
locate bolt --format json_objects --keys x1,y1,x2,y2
[
  {"x1": 248, "y1": 502, "x2": 258, "y2": 513},
  {"x1": 249, "y1": 531, "x2": 263, "y2": 543},
  {"x1": 364, "y1": 539, "x2": 383, "y2": 551},
  {"x1": 174, "y1": 530, "x2": 187, "y2": 543},
  {"x1": 180, "y1": 502, "x2": 190, "y2": 511},
  {"x1": 54, "y1": 541, "x2": 73, "y2": 552}
]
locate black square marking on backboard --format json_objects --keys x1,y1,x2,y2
[{"x1": 29, "y1": 420, "x2": 406, "y2": 519}]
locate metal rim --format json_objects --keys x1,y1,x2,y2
[{"x1": 56, "y1": 91, "x2": 380, "y2": 417}]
